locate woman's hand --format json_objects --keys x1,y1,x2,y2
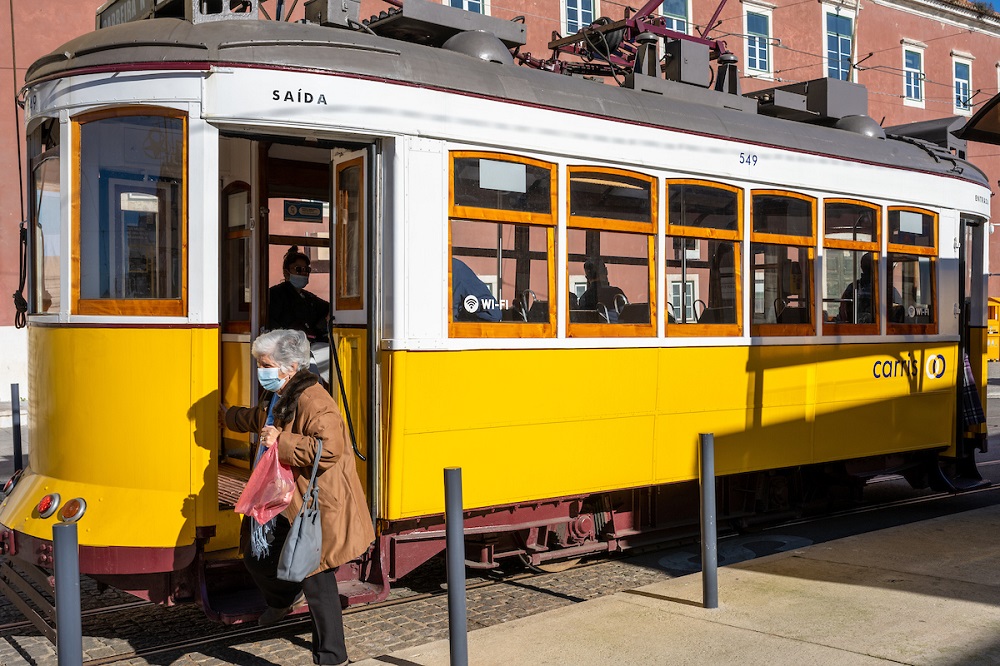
[{"x1": 260, "y1": 425, "x2": 281, "y2": 447}]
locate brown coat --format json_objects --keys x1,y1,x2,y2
[{"x1": 226, "y1": 378, "x2": 375, "y2": 573}]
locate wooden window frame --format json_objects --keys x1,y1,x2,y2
[
  {"x1": 887, "y1": 206, "x2": 938, "y2": 335},
  {"x1": 336, "y1": 156, "x2": 365, "y2": 311},
  {"x1": 449, "y1": 151, "x2": 557, "y2": 227},
  {"x1": 664, "y1": 179, "x2": 743, "y2": 337},
  {"x1": 822, "y1": 199, "x2": 880, "y2": 336},
  {"x1": 750, "y1": 191, "x2": 817, "y2": 336},
  {"x1": 567, "y1": 166, "x2": 657, "y2": 338},
  {"x1": 448, "y1": 152, "x2": 556, "y2": 338},
  {"x1": 72, "y1": 106, "x2": 188, "y2": 317},
  {"x1": 887, "y1": 206, "x2": 937, "y2": 257}
]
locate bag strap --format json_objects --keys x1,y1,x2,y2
[{"x1": 298, "y1": 438, "x2": 323, "y2": 513}]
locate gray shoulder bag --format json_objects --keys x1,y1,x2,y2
[{"x1": 277, "y1": 438, "x2": 323, "y2": 582}]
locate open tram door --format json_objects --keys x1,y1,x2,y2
[{"x1": 218, "y1": 137, "x2": 375, "y2": 507}]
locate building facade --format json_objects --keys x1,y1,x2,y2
[{"x1": 1, "y1": 0, "x2": 998, "y2": 391}]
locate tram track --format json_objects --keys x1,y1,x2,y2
[{"x1": 70, "y1": 478, "x2": 1000, "y2": 665}]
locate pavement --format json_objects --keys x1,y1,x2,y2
[{"x1": 355, "y1": 503, "x2": 1000, "y2": 666}]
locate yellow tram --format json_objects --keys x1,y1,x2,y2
[{"x1": 1, "y1": 0, "x2": 992, "y2": 623}]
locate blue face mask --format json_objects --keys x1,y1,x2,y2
[
  {"x1": 289, "y1": 274, "x2": 309, "y2": 290},
  {"x1": 257, "y1": 366, "x2": 284, "y2": 392}
]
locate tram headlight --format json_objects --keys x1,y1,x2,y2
[
  {"x1": 2, "y1": 470, "x2": 22, "y2": 497},
  {"x1": 36, "y1": 493, "x2": 60, "y2": 519},
  {"x1": 58, "y1": 498, "x2": 87, "y2": 523}
]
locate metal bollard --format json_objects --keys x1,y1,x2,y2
[
  {"x1": 699, "y1": 433, "x2": 718, "y2": 609},
  {"x1": 10, "y1": 384, "x2": 23, "y2": 472},
  {"x1": 444, "y1": 467, "x2": 468, "y2": 666},
  {"x1": 53, "y1": 522, "x2": 82, "y2": 666}
]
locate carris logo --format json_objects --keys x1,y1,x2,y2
[{"x1": 925, "y1": 354, "x2": 946, "y2": 379}]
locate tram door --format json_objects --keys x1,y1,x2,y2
[
  {"x1": 219, "y1": 138, "x2": 371, "y2": 498},
  {"x1": 329, "y1": 149, "x2": 370, "y2": 496}
]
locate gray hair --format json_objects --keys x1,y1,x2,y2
[{"x1": 251, "y1": 329, "x2": 311, "y2": 374}]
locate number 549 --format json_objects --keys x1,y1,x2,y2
[{"x1": 739, "y1": 152, "x2": 758, "y2": 166}]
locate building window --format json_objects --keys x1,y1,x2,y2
[
  {"x1": 750, "y1": 192, "x2": 816, "y2": 335},
  {"x1": 665, "y1": 180, "x2": 742, "y2": 335},
  {"x1": 822, "y1": 200, "x2": 880, "y2": 335},
  {"x1": 74, "y1": 108, "x2": 187, "y2": 317},
  {"x1": 566, "y1": 167, "x2": 656, "y2": 337},
  {"x1": 745, "y1": 10, "x2": 771, "y2": 74},
  {"x1": 825, "y1": 9, "x2": 853, "y2": 81},
  {"x1": 449, "y1": 152, "x2": 556, "y2": 337},
  {"x1": 887, "y1": 207, "x2": 937, "y2": 334},
  {"x1": 954, "y1": 58, "x2": 973, "y2": 114},
  {"x1": 564, "y1": 0, "x2": 595, "y2": 35},
  {"x1": 450, "y1": 0, "x2": 485, "y2": 14},
  {"x1": 904, "y1": 47, "x2": 924, "y2": 105},
  {"x1": 660, "y1": 0, "x2": 688, "y2": 33}
]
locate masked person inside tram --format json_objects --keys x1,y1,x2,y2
[{"x1": 269, "y1": 246, "x2": 330, "y2": 342}]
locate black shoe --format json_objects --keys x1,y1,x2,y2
[{"x1": 258, "y1": 592, "x2": 306, "y2": 627}]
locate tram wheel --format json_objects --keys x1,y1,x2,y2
[{"x1": 518, "y1": 553, "x2": 583, "y2": 573}]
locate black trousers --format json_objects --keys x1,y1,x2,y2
[{"x1": 244, "y1": 516, "x2": 348, "y2": 665}]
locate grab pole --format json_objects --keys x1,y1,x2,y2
[
  {"x1": 444, "y1": 467, "x2": 468, "y2": 666},
  {"x1": 699, "y1": 433, "x2": 718, "y2": 609}
]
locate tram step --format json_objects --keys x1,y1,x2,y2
[
  {"x1": 338, "y1": 579, "x2": 385, "y2": 606},
  {"x1": 201, "y1": 585, "x2": 268, "y2": 625}
]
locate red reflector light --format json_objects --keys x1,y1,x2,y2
[
  {"x1": 58, "y1": 498, "x2": 87, "y2": 523},
  {"x1": 37, "y1": 493, "x2": 60, "y2": 519},
  {"x1": 2, "y1": 470, "x2": 22, "y2": 497}
]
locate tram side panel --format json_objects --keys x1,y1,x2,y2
[
  {"x1": 1, "y1": 326, "x2": 219, "y2": 561},
  {"x1": 380, "y1": 342, "x2": 958, "y2": 521}
]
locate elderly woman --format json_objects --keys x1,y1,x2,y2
[{"x1": 225, "y1": 329, "x2": 374, "y2": 666}]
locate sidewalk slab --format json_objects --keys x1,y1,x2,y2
[{"x1": 355, "y1": 504, "x2": 1000, "y2": 666}]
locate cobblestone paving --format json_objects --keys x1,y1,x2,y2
[{"x1": 0, "y1": 553, "x2": 678, "y2": 665}]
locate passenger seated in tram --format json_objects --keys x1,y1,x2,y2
[
  {"x1": 269, "y1": 247, "x2": 330, "y2": 342},
  {"x1": 578, "y1": 259, "x2": 626, "y2": 321},
  {"x1": 452, "y1": 258, "x2": 501, "y2": 322},
  {"x1": 838, "y1": 252, "x2": 875, "y2": 323},
  {"x1": 838, "y1": 252, "x2": 902, "y2": 324}
]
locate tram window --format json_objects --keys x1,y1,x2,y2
[
  {"x1": 74, "y1": 111, "x2": 186, "y2": 316},
  {"x1": 569, "y1": 169, "x2": 654, "y2": 224},
  {"x1": 450, "y1": 219, "x2": 553, "y2": 334},
  {"x1": 665, "y1": 238, "x2": 739, "y2": 327},
  {"x1": 751, "y1": 245, "x2": 812, "y2": 329},
  {"x1": 336, "y1": 158, "x2": 364, "y2": 310},
  {"x1": 750, "y1": 192, "x2": 815, "y2": 335},
  {"x1": 665, "y1": 181, "x2": 742, "y2": 335},
  {"x1": 822, "y1": 200, "x2": 880, "y2": 335},
  {"x1": 567, "y1": 229, "x2": 653, "y2": 333},
  {"x1": 221, "y1": 182, "x2": 251, "y2": 332},
  {"x1": 567, "y1": 167, "x2": 656, "y2": 336},
  {"x1": 886, "y1": 207, "x2": 937, "y2": 334},
  {"x1": 887, "y1": 254, "x2": 935, "y2": 331},
  {"x1": 30, "y1": 154, "x2": 60, "y2": 314},
  {"x1": 752, "y1": 193, "x2": 813, "y2": 238},
  {"x1": 452, "y1": 154, "x2": 554, "y2": 219},
  {"x1": 889, "y1": 208, "x2": 935, "y2": 249}
]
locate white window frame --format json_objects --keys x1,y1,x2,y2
[
  {"x1": 743, "y1": 2, "x2": 774, "y2": 77},
  {"x1": 448, "y1": 0, "x2": 489, "y2": 15},
  {"x1": 821, "y1": 2, "x2": 856, "y2": 83},
  {"x1": 562, "y1": 0, "x2": 598, "y2": 36},
  {"x1": 660, "y1": 0, "x2": 691, "y2": 35},
  {"x1": 667, "y1": 275, "x2": 700, "y2": 322},
  {"x1": 952, "y1": 51, "x2": 974, "y2": 116},
  {"x1": 902, "y1": 40, "x2": 926, "y2": 109}
]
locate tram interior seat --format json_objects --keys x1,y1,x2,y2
[
  {"x1": 570, "y1": 309, "x2": 608, "y2": 323},
  {"x1": 527, "y1": 301, "x2": 549, "y2": 322},
  {"x1": 617, "y1": 303, "x2": 650, "y2": 324},
  {"x1": 698, "y1": 307, "x2": 732, "y2": 324}
]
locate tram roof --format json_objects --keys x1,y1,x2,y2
[{"x1": 24, "y1": 17, "x2": 988, "y2": 188}]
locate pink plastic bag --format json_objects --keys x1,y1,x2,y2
[{"x1": 235, "y1": 445, "x2": 295, "y2": 525}]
